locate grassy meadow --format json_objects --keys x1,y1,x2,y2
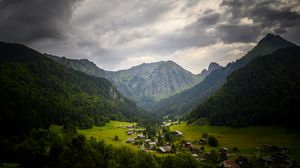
[
  {"x1": 78, "y1": 121, "x2": 138, "y2": 148},
  {"x1": 170, "y1": 123, "x2": 300, "y2": 160},
  {"x1": 49, "y1": 121, "x2": 300, "y2": 160},
  {"x1": 50, "y1": 121, "x2": 140, "y2": 150}
]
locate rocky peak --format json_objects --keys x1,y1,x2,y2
[{"x1": 199, "y1": 62, "x2": 222, "y2": 78}]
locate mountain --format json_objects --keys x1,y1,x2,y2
[
  {"x1": 153, "y1": 34, "x2": 296, "y2": 118},
  {"x1": 0, "y1": 42, "x2": 143, "y2": 137},
  {"x1": 199, "y1": 62, "x2": 222, "y2": 78},
  {"x1": 48, "y1": 56, "x2": 205, "y2": 110},
  {"x1": 106, "y1": 61, "x2": 203, "y2": 109},
  {"x1": 186, "y1": 46, "x2": 300, "y2": 128},
  {"x1": 47, "y1": 54, "x2": 106, "y2": 77}
]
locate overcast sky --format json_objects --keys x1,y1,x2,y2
[{"x1": 1, "y1": 0, "x2": 300, "y2": 73}]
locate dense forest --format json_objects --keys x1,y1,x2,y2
[
  {"x1": 186, "y1": 46, "x2": 300, "y2": 128},
  {"x1": 153, "y1": 34, "x2": 296, "y2": 118},
  {"x1": 0, "y1": 42, "x2": 145, "y2": 138}
]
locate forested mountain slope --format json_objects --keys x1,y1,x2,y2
[
  {"x1": 186, "y1": 46, "x2": 300, "y2": 128},
  {"x1": 153, "y1": 34, "x2": 296, "y2": 118},
  {"x1": 0, "y1": 42, "x2": 143, "y2": 137}
]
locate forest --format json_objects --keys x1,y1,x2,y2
[{"x1": 186, "y1": 46, "x2": 300, "y2": 128}]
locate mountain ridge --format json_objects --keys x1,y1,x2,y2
[
  {"x1": 153, "y1": 33, "x2": 296, "y2": 119},
  {"x1": 186, "y1": 46, "x2": 300, "y2": 128},
  {"x1": 105, "y1": 60, "x2": 204, "y2": 109},
  {"x1": 48, "y1": 56, "x2": 215, "y2": 110},
  {"x1": 46, "y1": 54, "x2": 106, "y2": 77}
]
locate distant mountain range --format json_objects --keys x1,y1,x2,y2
[
  {"x1": 35, "y1": 33, "x2": 297, "y2": 122},
  {"x1": 153, "y1": 34, "x2": 296, "y2": 118},
  {"x1": 186, "y1": 46, "x2": 300, "y2": 128},
  {"x1": 48, "y1": 56, "x2": 221, "y2": 110},
  {"x1": 106, "y1": 61, "x2": 209, "y2": 109},
  {"x1": 0, "y1": 42, "x2": 144, "y2": 136}
]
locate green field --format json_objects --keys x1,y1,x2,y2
[
  {"x1": 50, "y1": 121, "x2": 138, "y2": 149},
  {"x1": 77, "y1": 121, "x2": 140, "y2": 150},
  {"x1": 0, "y1": 163, "x2": 19, "y2": 168},
  {"x1": 170, "y1": 123, "x2": 300, "y2": 160},
  {"x1": 50, "y1": 121, "x2": 300, "y2": 160}
]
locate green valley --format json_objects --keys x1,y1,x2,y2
[
  {"x1": 1, "y1": 10, "x2": 300, "y2": 167},
  {"x1": 170, "y1": 123, "x2": 300, "y2": 160}
]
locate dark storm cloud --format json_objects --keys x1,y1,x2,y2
[
  {"x1": 217, "y1": 24, "x2": 260, "y2": 43},
  {"x1": 219, "y1": 0, "x2": 300, "y2": 43},
  {"x1": 144, "y1": 11, "x2": 221, "y2": 53},
  {"x1": 198, "y1": 12, "x2": 220, "y2": 27},
  {"x1": 1, "y1": 0, "x2": 299, "y2": 72},
  {"x1": 0, "y1": 0, "x2": 82, "y2": 43}
]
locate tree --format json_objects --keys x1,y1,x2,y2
[
  {"x1": 63, "y1": 123, "x2": 77, "y2": 136},
  {"x1": 171, "y1": 143, "x2": 176, "y2": 153},
  {"x1": 206, "y1": 149, "x2": 219, "y2": 163},
  {"x1": 113, "y1": 135, "x2": 119, "y2": 141},
  {"x1": 208, "y1": 135, "x2": 219, "y2": 147},
  {"x1": 202, "y1": 132, "x2": 208, "y2": 139},
  {"x1": 165, "y1": 132, "x2": 174, "y2": 143}
]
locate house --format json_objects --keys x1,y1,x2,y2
[
  {"x1": 128, "y1": 130, "x2": 135, "y2": 135},
  {"x1": 259, "y1": 153, "x2": 293, "y2": 168},
  {"x1": 128, "y1": 128, "x2": 135, "y2": 135},
  {"x1": 175, "y1": 130, "x2": 183, "y2": 136},
  {"x1": 136, "y1": 134, "x2": 145, "y2": 139},
  {"x1": 127, "y1": 138, "x2": 135, "y2": 143},
  {"x1": 164, "y1": 123, "x2": 171, "y2": 127},
  {"x1": 199, "y1": 138, "x2": 207, "y2": 145},
  {"x1": 220, "y1": 148, "x2": 229, "y2": 154},
  {"x1": 136, "y1": 129, "x2": 143, "y2": 133},
  {"x1": 159, "y1": 146, "x2": 172, "y2": 153},
  {"x1": 127, "y1": 125, "x2": 134, "y2": 129},
  {"x1": 192, "y1": 147, "x2": 204, "y2": 154},
  {"x1": 149, "y1": 141, "x2": 157, "y2": 149},
  {"x1": 191, "y1": 154, "x2": 199, "y2": 160},
  {"x1": 181, "y1": 140, "x2": 193, "y2": 148},
  {"x1": 144, "y1": 139, "x2": 151, "y2": 143},
  {"x1": 220, "y1": 147, "x2": 229, "y2": 161},
  {"x1": 219, "y1": 160, "x2": 240, "y2": 168}
]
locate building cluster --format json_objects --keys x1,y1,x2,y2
[{"x1": 120, "y1": 123, "x2": 299, "y2": 167}]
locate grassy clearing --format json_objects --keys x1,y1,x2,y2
[
  {"x1": 78, "y1": 121, "x2": 140, "y2": 150},
  {"x1": 49, "y1": 124, "x2": 63, "y2": 134},
  {"x1": 0, "y1": 163, "x2": 19, "y2": 168},
  {"x1": 170, "y1": 123, "x2": 300, "y2": 160}
]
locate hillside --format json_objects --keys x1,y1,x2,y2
[
  {"x1": 186, "y1": 46, "x2": 300, "y2": 128},
  {"x1": 153, "y1": 34, "x2": 296, "y2": 118},
  {"x1": 0, "y1": 42, "x2": 143, "y2": 137},
  {"x1": 106, "y1": 61, "x2": 204, "y2": 109},
  {"x1": 47, "y1": 54, "x2": 106, "y2": 77}
]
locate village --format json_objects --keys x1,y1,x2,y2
[{"x1": 116, "y1": 121, "x2": 299, "y2": 168}]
